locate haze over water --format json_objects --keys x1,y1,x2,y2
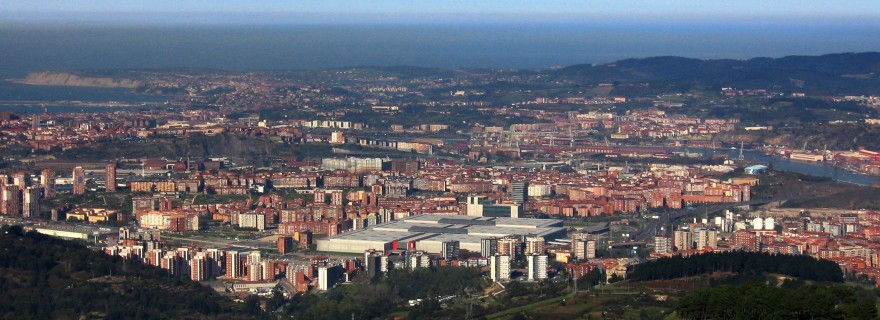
[{"x1": 2, "y1": 22, "x2": 880, "y2": 76}]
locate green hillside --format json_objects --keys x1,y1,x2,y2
[{"x1": 0, "y1": 226, "x2": 258, "y2": 320}]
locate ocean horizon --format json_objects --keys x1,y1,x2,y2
[{"x1": 2, "y1": 22, "x2": 880, "y2": 77}]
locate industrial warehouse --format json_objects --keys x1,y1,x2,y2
[{"x1": 316, "y1": 214, "x2": 566, "y2": 254}]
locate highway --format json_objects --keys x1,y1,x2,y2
[
  {"x1": 160, "y1": 233, "x2": 272, "y2": 251},
  {"x1": 630, "y1": 200, "x2": 769, "y2": 243}
]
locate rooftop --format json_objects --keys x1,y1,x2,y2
[{"x1": 317, "y1": 213, "x2": 566, "y2": 254}]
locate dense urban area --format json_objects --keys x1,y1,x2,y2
[{"x1": 3, "y1": 52, "x2": 880, "y2": 319}]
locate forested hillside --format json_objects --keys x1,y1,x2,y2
[
  {"x1": 677, "y1": 283, "x2": 877, "y2": 320},
  {"x1": 628, "y1": 251, "x2": 843, "y2": 282},
  {"x1": 0, "y1": 226, "x2": 257, "y2": 320}
]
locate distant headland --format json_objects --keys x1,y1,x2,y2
[{"x1": 16, "y1": 71, "x2": 144, "y2": 88}]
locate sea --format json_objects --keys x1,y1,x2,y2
[{"x1": 2, "y1": 22, "x2": 880, "y2": 76}]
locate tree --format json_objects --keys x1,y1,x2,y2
[
  {"x1": 629, "y1": 251, "x2": 843, "y2": 282},
  {"x1": 845, "y1": 300, "x2": 878, "y2": 320},
  {"x1": 676, "y1": 282, "x2": 873, "y2": 320},
  {"x1": 243, "y1": 295, "x2": 261, "y2": 315},
  {"x1": 0, "y1": 226, "x2": 256, "y2": 319},
  {"x1": 265, "y1": 289, "x2": 286, "y2": 312}
]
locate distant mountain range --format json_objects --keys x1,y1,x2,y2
[
  {"x1": 18, "y1": 52, "x2": 880, "y2": 95},
  {"x1": 552, "y1": 52, "x2": 880, "y2": 95}
]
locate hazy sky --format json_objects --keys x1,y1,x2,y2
[{"x1": 2, "y1": 0, "x2": 879, "y2": 24}]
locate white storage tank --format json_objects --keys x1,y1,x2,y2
[
  {"x1": 763, "y1": 217, "x2": 775, "y2": 230},
  {"x1": 751, "y1": 217, "x2": 764, "y2": 230}
]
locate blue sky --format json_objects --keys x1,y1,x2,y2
[{"x1": 2, "y1": 0, "x2": 879, "y2": 24}]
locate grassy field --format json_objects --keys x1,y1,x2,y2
[
  {"x1": 484, "y1": 282, "x2": 678, "y2": 320},
  {"x1": 486, "y1": 292, "x2": 675, "y2": 320},
  {"x1": 166, "y1": 229, "x2": 263, "y2": 240},
  {"x1": 302, "y1": 250, "x2": 364, "y2": 257},
  {"x1": 485, "y1": 294, "x2": 571, "y2": 320}
]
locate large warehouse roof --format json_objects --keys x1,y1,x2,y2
[{"x1": 316, "y1": 214, "x2": 566, "y2": 254}]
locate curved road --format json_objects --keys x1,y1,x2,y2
[{"x1": 631, "y1": 200, "x2": 769, "y2": 243}]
